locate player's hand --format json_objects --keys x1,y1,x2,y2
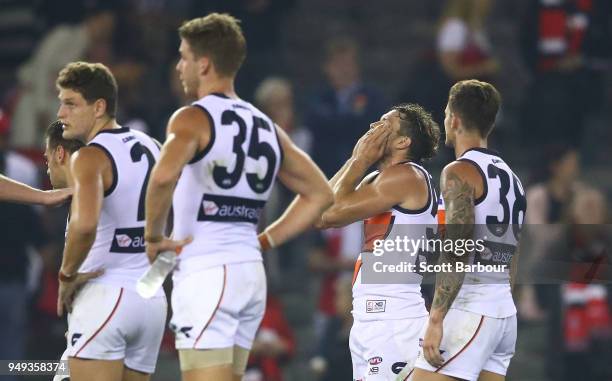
[
  {"x1": 422, "y1": 319, "x2": 445, "y2": 368},
  {"x1": 145, "y1": 236, "x2": 193, "y2": 264},
  {"x1": 352, "y1": 120, "x2": 391, "y2": 167},
  {"x1": 42, "y1": 188, "x2": 72, "y2": 207},
  {"x1": 57, "y1": 269, "x2": 104, "y2": 317}
]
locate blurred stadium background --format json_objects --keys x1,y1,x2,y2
[{"x1": 0, "y1": 0, "x2": 610, "y2": 380}]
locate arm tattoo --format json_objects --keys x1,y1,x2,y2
[{"x1": 431, "y1": 171, "x2": 475, "y2": 312}]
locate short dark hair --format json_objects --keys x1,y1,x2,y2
[
  {"x1": 179, "y1": 13, "x2": 246, "y2": 77},
  {"x1": 56, "y1": 62, "x2": 118, "y2": 118},
  {"x1": 45, "y1": 121, "x2": 85, "y2": 153},
  {"x1": 448, "y1": 80, "x2": 501, "y2": 138},
  {"x1": 393, "y1": 103, "x2": 440, "y2": 162}
]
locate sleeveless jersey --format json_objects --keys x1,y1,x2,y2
[
  {"x1": 172, "y1": 93, "x2": 283, "y2": 279},
  {"x1": 452, "y1": 147, "x2": 526, "y2": 318},
  {"x1": 352, "y1": 162, "x2": 439, "y2": 321},
  {"x1": 76, "y1": 127, "x2": 161, "y2": 291}
]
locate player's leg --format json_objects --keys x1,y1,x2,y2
[
  {"x1": 65, "y1": 284, "x2": 128, "y2": 381},
  {"x1": 349, "y1": 320, "x2": 368, "y2": 381},
  {"x1": 171, "y1": 265, "x2": 245, "y2": 381},
  {"x1": 179, "y1": 348, "x2": 234, "y2": 381},
  {"x1": 476, "y1": 370, "x2": 504, "y2": 381},
  {"x1": 232, "y1": 346, "x2": 249, "y2": 381},
  {"x1": 413, "y1": 309, "x2": 493, "y2": 381},
  {"x1": 478, "y1": 314, "x2": 517, "y2": 381},
  {"x1": 410, "y1": 369, "x2": 465, "y2": 381},
  {"x1": 123, "y1": 293, "x2": 168, "y2": 381},
  {"x1": 69, "y1": 358, "x2": 124, "y2": 381},
  {"x1": 393, "y1": 316, "x2": 428, "y2": 381},
  {"x1": 231, "y1": 262, "x2": 267, "y2": 381},
  {"x1": 122, "y1": 367, "x2": 151, "y2": 381}
]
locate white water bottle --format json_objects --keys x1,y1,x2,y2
[{"x1": 136, "y1": 251, "x2": 177, "y2": 298}]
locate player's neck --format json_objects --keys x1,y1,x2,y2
[
  {"x1": 378, "y1": 152, "x2": 409, "y2": 170},
  {"x1": 454, "y1": 136, "x2": 487, "y2": 158},
  {"x1": 86, "y1": 117, "x2": 119, "y2": 143},
  {"x1": 197, "y1": 77, "x2": 238, "y2": 99}
]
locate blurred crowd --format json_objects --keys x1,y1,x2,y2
[{"x1": 0, "y1": 0, "x2": 610, "y2": 380}]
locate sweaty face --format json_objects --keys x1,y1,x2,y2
[
  {"x1": 44, "y1": 140, "x2": 67, "y2": 189},
  {"x1": 176, "y1": 39, "x2": 200, "y2": 98},
  {"x1": 57, "y1": 88, "x2": 96, "y2": 142},
  {"x1": 444, "y1": 104, "x2": 455, "y2": 147}
]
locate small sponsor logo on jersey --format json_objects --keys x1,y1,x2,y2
[
  {"x1": 368, "y1": 366, "x2": 379, "y2": 375},
  {"x1": 366, "y1": 299, "x2": 386, "y2": 313},
  {"x1": 202, "y1": 200, "x2": 220, "y2": 215},
  {"x1": 197, "y1": 194, "x2": 266, "y2": 224},
  {"x1": 71, "y1": 333, "x2": 82, "y2": 346},
  {"x1": 480, "y1": 247, "x2": 493, "y2": 261},
  {"x1": 115, "y1": 234, "x2": 133, "y2": 248},
  {"x1": 392, "y1": 362, "x2": 407, "y2": 374},
  {"x1": 368, "y1": 356, "x2": 383, "y2": 365},
  {"x1": 122, "y1": 135, "x2": 135, "y2": 143},
  {"x1": 110, "y1": 227, "x2": 145, "y2": 253}
]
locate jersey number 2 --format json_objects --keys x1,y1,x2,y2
[{"x1": 130, "y1": 142, "x2": 155, "y2": 221}]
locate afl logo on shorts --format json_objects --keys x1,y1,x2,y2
[{"x1": 368, "y1": 356, "x2": 383, "y2": 365}]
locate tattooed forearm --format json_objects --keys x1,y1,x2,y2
[
  {"x1": 431, "y1": 251, "x2": 468, "y2": 311},
  {"x1": 431, "y1": 170, "x2": 475, "y2": 315}
]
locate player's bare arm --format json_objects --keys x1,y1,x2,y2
[
  {"x1": 259, "y1": 125, "x2": 333, "y2": 250},
  {"x1": 422, "y1": 161, "x2": 480, "y2": 367},
  {"x1": 57, "y1": 146, "x2": 110, "y2": 316},
  {"x1": 320, "y1": 165, "x2": 424, "y2": 228},
  {"x1": 144, "y1": 106, "x2": 205, "y2": 261},
  {"x1": 0, "y1": 174, "x2": 72, "y2": 206}
]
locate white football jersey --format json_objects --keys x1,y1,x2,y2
[
  {"x1": 76, "y1": 127, "x2": 161, "y2": 291},
  {"x1": 172, "y1": 93, "x2": 282, "y2": 280},
  {"x1": 451, "y1": 147, "x2": 526, "y2": 318},
  {"x1": 352, "y1": 162, "x2": 439, "y2": 321}
]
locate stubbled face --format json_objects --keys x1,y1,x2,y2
[
  {"x1": 176, "y1": 39, "x2": 200, "y2": 98},
  {"x1": 44, "y1": 139, "x2": 67, "y2": 189},
  {"x1": 444, "y1": 103, "x2": 456, "y2": 147},
  {"x1": 57, "y1": 88, "x2": 96, "y2": 142}
]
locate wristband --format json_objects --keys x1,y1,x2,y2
[{"x1": 258, "y1": 231, "x2": 276, "y2": 251}]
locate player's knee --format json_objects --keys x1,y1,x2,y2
[{"x1": 178, "y1": 348, "x2": 233, "y2": 371}]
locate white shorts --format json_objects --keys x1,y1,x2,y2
[
  {"x1": 350, "y1": 316, "x2": 427, "y2": 381},
  {"x1": 63, "y1": 283, "x2": 167, "y2": 374},
  {"x1": 414, "y1": 309, "x2": 517, "y2": 381},
  {"x1": 170, "y1": 261, "x2": 266, "y2": 350}
]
